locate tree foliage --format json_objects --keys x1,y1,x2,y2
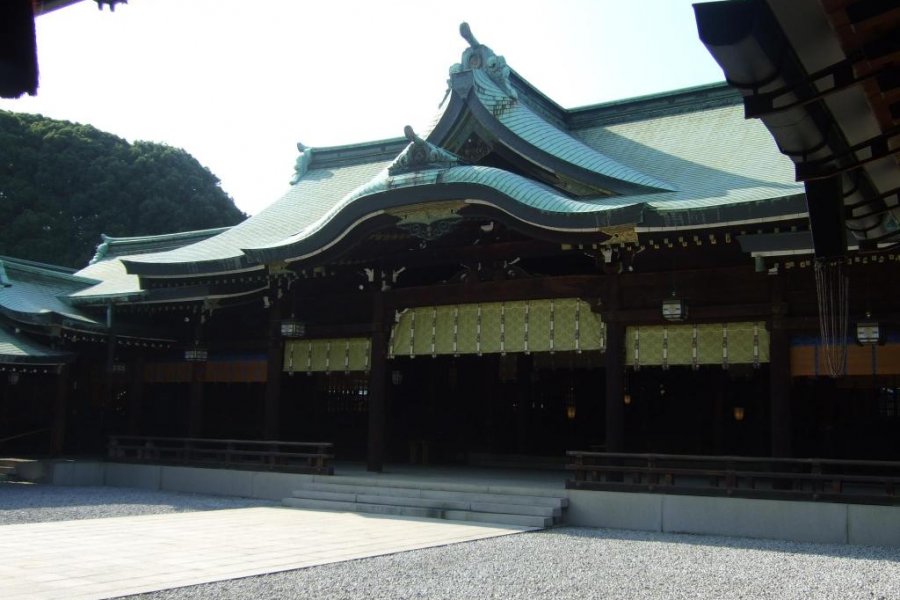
[{"x1": 0, "y1": 111, "x2": 246, "y2": 268}]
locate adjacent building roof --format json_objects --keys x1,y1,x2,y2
[
  {"x1": 0, "y1": 324, "x2": 72, "y2": 366},
  {"x1": 0, "y1": 257, "x2": 105, "y2": 331},
  {"x1": 695, "y1": 0, "x2": 900, "y2": 253},
  {"x1": 70, "y1": 227, "x2": 231, "y2": 303}
]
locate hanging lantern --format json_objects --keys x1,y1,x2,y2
[
  {"x1": 280, "y1": 319, "x2": 306, "y2": 338},
  {"x1": 733, "y1": 406, "x2": 745, "y2": 422},
  {"x1": 8, "y1": 371, "x2": 19, "y2": 385},
  {"x1": 184, "y1": 345, "x2": 208, "y2": 362},
  {"x1": 662, "y1": 292, "x2": 687, "y2": 322},
  {"x1": 856, "y1": 313, "x2": 881, "y2": 345}
]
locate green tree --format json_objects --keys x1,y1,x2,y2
[{"x1": 0, "y1": 111, "x2": 246, "y2": 267}]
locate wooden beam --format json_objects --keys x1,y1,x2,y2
[{"x1": 384, "y1": 275, "x2": 602, "y2": 309}]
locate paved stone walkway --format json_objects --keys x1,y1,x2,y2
[{"x1": 0, "y1": 507, "x2": 531, "y2": 600}]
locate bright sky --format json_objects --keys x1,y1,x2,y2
[{"x1": 0, "y1": 0, "x2": 725, "y2": 216}]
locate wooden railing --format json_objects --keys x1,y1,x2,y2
[
  {"x1": 0, "y1": 427, "x2": 51, "y2": 446},
  {"x1": 566, "y1": 451, "x2": 900, "y2": 505},
  {"x1": 108, "y1": 435, "x2": 334, "y2": 475}
]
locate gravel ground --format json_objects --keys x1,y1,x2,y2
[
  {"x1": 0, "y1": 482, "x2": 274, "y2": 524},
  {"x1": 125, "y1": 527, "x2": 900, "y2": 600},
  {"x1": 2, "y1": 483, "x2": 899, "y2": 599}
]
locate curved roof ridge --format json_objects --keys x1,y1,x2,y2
[
  {"x1": 468, "y1": 70, "x2": 676, "y2": 193},
  {"x1": 90, "y1": 227, "x2": 233, "y2": 264},
  {"x1": 242, "y1": 161, "x2": 642, "y2": 260}
]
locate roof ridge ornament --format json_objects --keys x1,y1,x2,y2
[
  {"x1": 449, "y1": 22, "x2": 517, "y2": 100},
  {"x1": 290, "y1": 142, "x2": 314, "y2": 185},
  {"x1": 388, "y1": 126, "x2": 461, "y2": 176},
  {"x1": 89, "y1": 234, "x2": 112, "y2": 265}
]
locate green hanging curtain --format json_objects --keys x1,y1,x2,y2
[
  {"x1": 389, "y1": 298, "x2": 604, "y2": 358},
  {"x1": 283, "y1": 338, "x2": 371, "y2": 373},
  {"x1": 625, "y1": 322, "x2": 769, "y2": 368}
]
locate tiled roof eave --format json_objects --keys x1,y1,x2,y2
[
  {"x1": 121, "y1": 254, "x2": 263, "y2": 279},
  {"x1": 463, "y1": 73, "x2": 675, "y2": 194},
  {"x1": 0, "y1": 351, "x2": 75, "y2": 366},
  {"x1": 637, "y1": 193, "x2": 808, "y2": 231},
  {"x1": 242, "y1": 174, "x2": 646, "y2": 265},
  {"x1": 66, "y1": 289, "x2": 150, "y2": 306},
  {"x1": 0, "y1": 327, "x2": 76, "y2": 365},
  {"x1": 0, "y1": 305, "x2": 106, "y2": 332}
]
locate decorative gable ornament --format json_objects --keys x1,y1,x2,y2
[
  {"x1": 449, "y1": 22, "x2": 517, "y2": 100},
  {"x1": 290, "y1": 142, "x2": 314, "y2": 185},
  {"x1": 388, "y1": 126, "x2": 461, "y2": 176},
  {"x1": 388, "y1": 201, "x2": 466, "y2": 242}
]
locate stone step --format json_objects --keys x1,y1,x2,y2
[
  {"x1": 443, "y1": 510, "x2": 551, "y2": 528},
  {"x1": 283, "y1": 497, "x2": 446, "y2": 520},
  {"x1": 282, "y1": 497, "x2": 548, "y2": 528},
  {"x1": 0, "y1": 465, "x2": 17, "y2": 483},
  {"x1": 293, "y1": 481, "x2": 567, "y2": 509},
  {"x1": 290, "y1": 488, "x2": 559, "y2": 518},
  {"x1": 301, "y1": 474, "x2": 568, "y2": 499}
]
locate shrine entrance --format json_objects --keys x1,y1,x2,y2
[{"x1": 387, "y1": 352, "x2": 604, "y2": 465}]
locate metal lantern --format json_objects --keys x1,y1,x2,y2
[
  {"x1": 184, "y1": 346, "x2": 208, "y2": 362},
  {"x1": 662, "y1": 294, "x2": 687, "y2": 322},
  {"x1": 856, "y1": 314, "x2": 881, "y2": 345},
  {"x1": 280, "y1": 319, "x2": 306, "y2": 338}
]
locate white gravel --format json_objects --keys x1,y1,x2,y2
[
  {"x1": 0, "y1": 482, "x2": 274, "y2": 524},
  {"x1": 2, "y1": 483, "x2": 899, "y2": 599},
  {"x1": 125, "y1": 527, "x2": 900, "y2": 600}
]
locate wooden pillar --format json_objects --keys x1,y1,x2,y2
[
  {"x1": 605, "y1": 320, "x2": 625, "y2": 452},
  {"x1": 516, "y1": 354, "x2": 531, "y2": 454},
  {"x1": 712, "y1": 372, "x2": 725, "y2": 454},
  {"x1": 367, "y1": 291, "x2": 388, "y2": 472},
  {"x1": 189, "y1": 361, "x2": 205, "y2": 437},
  {"x1": 769, "y1": 313, "x2": 792, "y2": 457},
  {"x1": 263, "y1": 300, "x2": 283, "y2": 439},
  {"x1": 603, "y1": 275, "x2": 625, "y2": 452},
  {"x1": 50, "y1": 364, "x2": 69, "y2": 456},
  {"x1": 127, "y1": 356, "x2": 144, "y2": 436}
]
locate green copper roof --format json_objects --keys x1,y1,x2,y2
[
  {"x1": 0, "y1": 324, "x2": 72, "y2": 365},
  {"x1": 244, "y1": 163, "x2": 641, "y2": 262},
  {"x1": 466, "y1": 69, "x2": 675, "y2": 193},
  {"x1": 69, "y1": 257, "x2": 145, "y2": 303},
  {"x1": 89, "y1": 227, "x2": 232, "y2": 263},
  {"x1": 573, "y1": 102, "x2": 804, "y2": 226},
  {"x1": 70, "y1": 227, "x2": 233, "y2": 303},
  {"x1": 115, "y1": 83, "x2": 802, "y2": 279},
  {"x1": 121, "y1": 158, "x2": 390, "y2": 276},
  {"x1": 0, "y1": 257, "x2": 105, "y2": 329}
]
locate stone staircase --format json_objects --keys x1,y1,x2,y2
[
  {"x1": 282, "y1": 476, "x2": 568, "y2": 529},
  {"x1": 0, "y1": 458, "x2": 20, "y2": 482},
  {"x1": 0, "y1": 458, "x2": 44, "y2": 482}
]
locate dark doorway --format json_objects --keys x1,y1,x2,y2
[
  {"x1": 388, "y1": 352, "x2": 603, "y2": 465},
  {"x1": 623, "y1": 365, "x2": 769, "y2": 455}
]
